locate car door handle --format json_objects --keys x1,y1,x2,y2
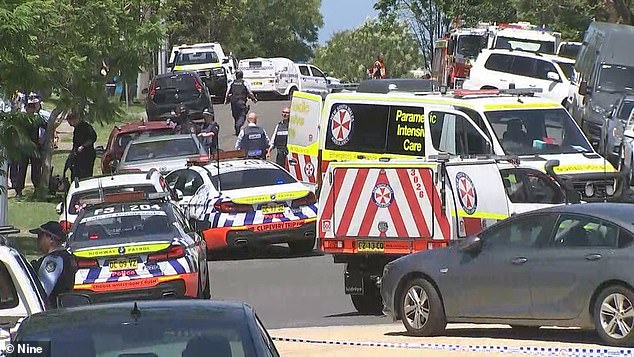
[
  {"x1": 511, "y1": 257, "x2": 528, "y2": 265},
  {"x1": 585, "y1": 254, "x2": 602, "y2": 261},
  {"x1": 288, "y1": 158, "x2": 298, "y2": 165}
]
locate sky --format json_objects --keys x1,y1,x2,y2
[{"x1": 318, "y1": 0, "x2": 379, "y2": 43}]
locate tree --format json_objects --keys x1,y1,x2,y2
[
  {"x1": 313, "y1": 19, "x2": 421, "y2": 82},
  {"x1": 0, "y1": 0, "x2": 166, "y2": 198},
  {"x1": 167, "y1": 0, "x2": 323, "y2": 61}
]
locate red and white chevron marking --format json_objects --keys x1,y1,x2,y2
[
  {"x1": 288, "y1": 152, "x2": 317, "y2": 184},
  {"x1": 319, "y1": 167, "x2": 450, "y2": 240}
]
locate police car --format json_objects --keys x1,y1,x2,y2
[
  {"x1": 166, "y1": 152, "x2": 317, "y2": 253},
  {"x1": 56, "y1": 169, "x2": 177, "y2": 230},
  {"x1": 69, "y1": 192, "x2": 210, "y2": 301}
]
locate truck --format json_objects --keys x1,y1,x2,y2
[
  {"x1": 568, "y1": 22, "x2": 634, "y2": 166},
  {"x1": 168, "y1": 43, "x2": 238, "y2": 101},
  {"x1": 317, "y1": 157, "x2": 570, "y2": 313},
  {"x1": 490, "y1": 22, "x2": 561, "y2": 54}
]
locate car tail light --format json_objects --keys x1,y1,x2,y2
[
  {"x1": 147, "y1": 245, "x2": 186, "y2": 262},
  {"x1": 60, "y1": 220, "x2": 72, "y2": 232},
  {"x1": 193, "y1": 79, "x2": 204, "y2": 94},
  {"x1": 291, "y1": 192, "x2": 317, "y2": 208},
  {"x1": 76, "y1": 258, "x2": 98, "y2": 268},
  {"x1": 214, "y1": 201, "x2": 253, "y2": 213},
  {"x1": 148, "y1": 81, "x2": 157, "y2": 99}
]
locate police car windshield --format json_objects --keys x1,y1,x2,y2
[
  {"x1": 485, "y1": 108, "x2": 593, "y2": 155},
  {"x1": 176, "y1": 51, "x2": 219, "y2": 65},
  {"x1": 210, "y1": 168, "x2": 296, "y2": 191},
  {"x1": 73, "y1": 204, "x2": 175, "y2": 241},
  {"x1": 126, "y1": 138, "x2": 200, "y2": 162},
  {"x1": 69, "y1": 185, "x2": 158, "y2": 214}
]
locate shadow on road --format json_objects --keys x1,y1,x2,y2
[
  {"x1": 325, "y1": 311, "x2": 387, "y2": 318},
  {"x1": 385, "y1": 327, "x2": 603, "y2": 346},
  {"x1": 208, "y1": 244, "x2": 323, "y2": 261}
]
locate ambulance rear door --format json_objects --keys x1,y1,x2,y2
[
  {"x1": 444, "y1": 161, "x2": 510, "y2": 238},
  {"x1": 287, "y1": 91, "x2": 322, "y2": 186}
]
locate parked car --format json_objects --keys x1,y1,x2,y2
[
  {"x1": 618, "y1": 101, "x2": 634, "y2": 184},
  {"x1": 9, "y1": 300, "x2": 280, "y2": 357},
  {"x1": 557, "y1": 41, "x2": 582, "y2": 59},
  {"x1": 145, "y1": 71, "x2": 214, "y2": 122},
  {"x1": 381, "y1": 202, "x2": 634, "y2": 347},
  {"x1": 116, "y1": 134, "x2": 206, "y2": 175},
  {"x1": 101, "y1": 121, "x2": 175, "y2": 174}
]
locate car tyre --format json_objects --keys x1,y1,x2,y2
[
  {"x1": 287, "y1": 87, "x2": 296, "y2": 100},
  {"x1": 594, "y1": 285, "x2": 634, "y2": 347},
  {"x1": 288, "y1": 239, "x2": 314, "y2": 255},
  {"x1": 400, "y1": 278, "x2": 446, "y2": 336},
  {"x1": 350, "y1": 286, "x2": 383, "y2": 315}
]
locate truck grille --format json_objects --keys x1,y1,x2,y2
[{"x1": 572, "y1": 179, "x2": 616, "y2": 200}]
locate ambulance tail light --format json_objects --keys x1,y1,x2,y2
[
  {"x1": 76, "y1": 257, "x2": 98, "y2": 268},
  {"x1": 60, "y1": 220, "x2": 72, "y2": 232},
  {"x1": 147, "y1": 245, "x2": 186, "y2": 262},
  {"x1": 214, "y1": 201, "x2": 253, "y2": 213},
  {"x1": 291, "y1": 192, "x2": 317, "y2": 208}
]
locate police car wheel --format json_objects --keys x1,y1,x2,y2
[
  {"x1": 350, "y1": 289, "x2": 383, "y2": 315},
  {"x1": 594, "y1": 285, "x2": 634, "y2": 347},
  {"x1": 288, "y1": 239, "x2": 314, "y2": 255},
  {"x1": 400, "y1": 278, "x2": 446, "y2": 336}
]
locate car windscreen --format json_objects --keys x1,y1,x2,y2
[
  {"x1": 619, "y1": 101, "x2": 634, "y2": 121},
  {"x1": 14, "y1": 308, "x2": 258, "y2": 357},
  {"x1": 210, "y1": 168, "x2": 296, "y2": 191},
  {"x1": 485, "y1": 108, "x2": 593, "y2": 155},
  {"x1": 176, "y1": 51, "x2": 219, "y2": 65},
  {"x1": 72, "y1": 204, "x2": 175, "y2": 241},
  {"x1": 555, "y1": 61, "x2": 574, "y2": 81},
  {"x1": 597, "y1": 64, "x2": 634, "y2": 93},
  {"x1": 115, "y1": 129, "x2": 175, "y2": 153},
  {"x1": 494, "y1": 36, "x2": 555, "y2": 54},
  {"x1": 155, "y1": 74, "x2": 197, "y2": 91},
  {"x1": 557, "y1": 43, "x2": 580, "y2": 59},
  {"x1": 456, "y1": 34, "x2": 486, "y2": 58},
  {"x1": 69, "y1": 185, "x2": 158, "y2": 214},
  {"x1": 125, "y1": 138, "x2": 200, "y2": 162}
]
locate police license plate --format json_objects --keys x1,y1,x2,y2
[
  {"x1": 109, "y1": 258, "x2": 138, "y2": 271},
  {"x1": 252, "y1": 81, "x2": 262, "y2": 86},
  {"x1": 262, "y1": 204, "x2": 285, "y2": 214},
  {"x1": 357, "y1": 241, "x2": 384, "y2": 253}
]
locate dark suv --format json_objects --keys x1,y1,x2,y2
[{"x1": 145, "y1": 71, "x2": 213, "y2": 122}]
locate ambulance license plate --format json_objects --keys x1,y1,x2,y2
[
  {"x1": 109, "y1": 258, "x2": 138, "y2": 271},
  {"x1": 357, "y1": 241, "x2": 384, "y2": 253},
  {"x1": 262, "y1": 204, "x2": 285, "y2": 214}
]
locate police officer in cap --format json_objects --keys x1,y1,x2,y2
[
  {"x1": 235, "y1": 112, "x2": 270, "y2": 159},
  {"x1": 267, "y1": 107, "x2": 290, "y2": 167},
  {"x1": 29, "y1": 221, "x2": 77, "y2": 308},
  {"x1": 225, "y1": 70, "x2": 257, "y2": 136},
  {"x1": 198, "y1": 108, "x2": 219, "y2": 154}
]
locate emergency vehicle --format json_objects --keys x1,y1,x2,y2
[
  {"x1": 317, "y1": 157, "x2": 569, "y2": 313},
  {"x1": 238, "y1": 57, "x2": 300, "y2": 98},
  {"x1": 431, "y1": 25, "x2": 490, "y2": 89},
  {"x1": 168, "y1": 43, "x2": 237, "y2": 99},
  {"x1": 166, "y1": 152, "x2": 318, "y2": 254},
  {"x1": 286, "y1": 89, "x2": 625, "y2": 202},
  {"x1": 490, "y1": 22, "x2": 561, "y2": 54}
]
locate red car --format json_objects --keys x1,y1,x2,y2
[{"x1": 101, "y1": 121, "x2": 174, "y2": 174}]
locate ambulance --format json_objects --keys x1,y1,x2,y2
[
  {"x1": 286, "y1": 88, "x2": 625, "y2": 202},
  {"x1": 317, "y1": 156, "x2": 570, "y2": 314}
]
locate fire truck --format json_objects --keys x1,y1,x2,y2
[
  {"x1": 432, "y1": 25, "x2": 490, "y2": 89},
  {"x1": 490, "y1": 22, "x2": 561, "y2": 54},
  {"x1": 317, "y1": 156, "x2": 574, "y2": 314}
]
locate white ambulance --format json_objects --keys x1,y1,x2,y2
[
  {"x1": 238, "y1": 57, "x2": 300, "y2": 99},
  {"x1": 286, "y1": 88, "x2": 625, "y2": 202}
]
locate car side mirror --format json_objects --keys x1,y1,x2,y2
[
  {"x1": 547, "y1": 72, "x2": 561, "y2": 82},
  {"x1": 222, "y1": 58, "x2": 229, "y2": 64},
  {"x1": 579, "y1": 81, "x2": 589, "y2": 96},
  {"x1": 57, "y1": 292, "x2": 92, "y2": 308},
  {"x1": 95, "y1": 145, "x2": 105, "y2": 156},
  {"x1": 110, "y1": 159, "x2": 119, "y2": 171},
  {"x1": 55, "y1": 202, "x2": 63, "y2": 214},
  {"x1": 175, "y1": 189, "x2": 184, "y2": 201},
  {"x1": 459, "y1": 235, "x2": 482, "y2": 253}
]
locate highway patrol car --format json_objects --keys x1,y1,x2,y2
[
  {"x1": 166, "y1": 153, "x2": 317, "y2": 253},
  {"x1": 69, "y1": 192, "x2": 209, "y2": 301}
]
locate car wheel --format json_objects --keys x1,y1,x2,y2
[
  {"x1": 288, "y1": 239, "x2": 314, "y2": 255},
  {"x1": 350, "y1": 286, "x2": 383, "y2": 315},
  {"x1": 400, "y1": 278, "x2": 446, "y2": 336},
  {"x1": 287, "y1": 87, "x2": 296, "y2": 100},
  {"x1": 594, "y1": 285, "x2": 634, "y2": 347},
  {"x1": 509, "y1": 325, "x2": 541, "y2": 333}
]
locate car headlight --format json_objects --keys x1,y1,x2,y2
[
  {"x1": 606, "y1": 182, "x2": 615, "y2": 196},
  {"x1": 613, "y1": 126, "x2": 624, "y2": 139},
  {"x1": 585, "y1": 182, "x2": 595, "y2": 197}
]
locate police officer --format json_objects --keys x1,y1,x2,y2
[
  {"x1": 198, "y1": 108, "x2": 219, "y2": 154},
  {"x1": 267, "y1": 107, "x2": 290, "y2": 167},
  {"x1": 235, "y1": 112, "x2": 270, "y2": 159},
  {"x1": 170, "y1": 104, "x2": 196, "y2": 134},
  {"x1": 225, "y1": 70, "x2": 257, "y2": 136},
  {"x1": 67, "y1": 111, "x2": 97, "y2": 180},
  {"x1": 29, "y1": 221, "x2": 77, "y2": 308}
]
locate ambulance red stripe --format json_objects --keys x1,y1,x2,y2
[
  {"x1": 396, "y1": 169, "x2": 431, "y2": 237},
  {"x1": 336, "y1": 168, "x2": 369, "y2": 237},
  {"x1": 291, "y1": 153, "x2": 303, "y2": 181},
  {"x1": 420, "y1": 168, "x2": 450, "y2": 239}
]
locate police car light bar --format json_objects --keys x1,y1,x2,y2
[
  {"x1": 104, "y1": 192, "x2": 146, "y2": 203},
  {"x1": 452, "y1": 88, "x2": 543, "y2": 97}
]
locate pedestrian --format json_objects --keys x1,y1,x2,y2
[
  {"x1": 369, "y1": 54, "x2": 387, "y2": 79},
  {"x1": 66, "y1": 111, "x2": 97, "y2": 180},
  {"x1": 29, "y1": 221, "x2": 77, "y2": 308},
  {"x1": 169, "y1": 104, "x2": 195, "y2": 134},
  {"x1": 225, "y1": 70, "x2": 257, "y2": 136},
  {"x1": 235, "y1": 112, "x2": 269, "y2": 159},
  {"x1": 267, "y1": 107, "x2": 290, "y2": 167},
  {"x1": 198, "y1": 108, "x2": 219, "y2": 154}
]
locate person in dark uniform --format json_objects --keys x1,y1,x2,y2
[
  {"x1": 67, "y1": 112, "x2": 97, "y2": 180},
  {"x1": 170, "y1": 104, "x2": 195, "y2": 134},
  {"x1": 235, "y1": 112, "x2": 269, "y2": 159},
  {"x1": 197, "y1": 108, "x2": 219, "y2": 154},
  {"x1": 224, "y1": 71, "x2": 257, "y2": 136},
  {"x1": 267, "y1": 107, "x2": 290, "y2": 167},
  {"x1": 29, "y1": 221, "x2": 77, "y2": 308}
]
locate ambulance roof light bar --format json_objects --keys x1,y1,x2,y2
[{"x1": 452, "y1": 88, "x2": 543, "y2": 98}]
